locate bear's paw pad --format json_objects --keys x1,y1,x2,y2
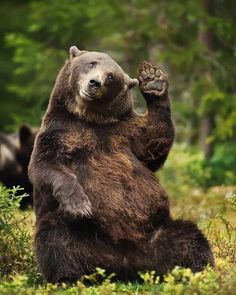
[{"x1": 138, "y1": 61, "x2": 168, "y2": 97}]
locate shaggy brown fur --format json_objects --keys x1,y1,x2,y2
[{"x1": 29, "y1": 46, "x2": 214, "y2": 283}]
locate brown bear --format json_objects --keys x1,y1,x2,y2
[
  {"x1": 29, "y1": 46, "x2": 214, "y2": 283},
  {"x1": 0, "y1": 125, "x2": 37, "y2": 208}
]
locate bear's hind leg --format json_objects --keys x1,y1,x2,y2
[
  {"x1": 35, "y1": 226, "x2": 85, "y2": 283},
  {"x1": 35, "y1": 219, "x2": 123, "y2": 283},
  {"x1": 148, "y1": 219, "x2": 214, "y2": 276}
]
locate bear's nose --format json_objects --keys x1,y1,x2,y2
[{"x1": 89, "y1": 79, "x2": 101, "y2": 88}]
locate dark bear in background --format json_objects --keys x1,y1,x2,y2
[
  {"x1": 0, "y1": 125, "x2": 37, "y2": 208},
  {"x1": 29, "y1": 46, "x2": 214, "y2": 283}
]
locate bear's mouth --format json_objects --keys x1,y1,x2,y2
[
  {"x1": 82, "y1": 91, "x2": 94, "y2": 101},
  {"x1": 82, "y1": 89, "x2": 103, "y2": 101}
]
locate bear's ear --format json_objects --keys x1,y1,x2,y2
[
  {"x1": 125, "y1": 74, "x2": 139, "y2": 89},
  {"x1": 69, "y1": 46, "x2": 81, "y2": 59},
  {"x1": 128, "y1": 78, "x2": 139, "y2": 89},
  {"x1": 19, "y1": 125, "x2": 32, "y2": 145}
]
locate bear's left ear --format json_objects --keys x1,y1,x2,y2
[
  {"x1": 125, "y1": 75, "x2": 139, "y2": 89},
  {"x1": 69, "y1": 46, "x2": 81, "y2": 59},
  {"x1": 128, "y1": 78, "x2": 139, "y2": 89}
]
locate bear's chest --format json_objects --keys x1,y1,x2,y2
[
  {"x1": 59, "y1": 126, "x2": 128, "y2": 162},
  {"x1": 58, "y1": 127, "x2": 144, "y2": 185},
  {"x1": 57, "y1": 127, "x2": 166, "y2": 240}
]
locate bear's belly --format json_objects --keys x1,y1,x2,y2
[{"x1": 74, "y1": 151, "x2": 169, "y2": 241}]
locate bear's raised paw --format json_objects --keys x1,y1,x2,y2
[{"x1": 138, "y1": 61, "x2": 168, "y2": 97}]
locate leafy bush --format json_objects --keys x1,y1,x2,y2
[
  {"x1": 0, "y1": 263, "x2": 236, "y2": 294},
  {"x1": 207, "y1": 142, "x2": 236, "y2": 186},
  {"x1": 0, "y1": 186, "x2": 40, "y2": 283},
  {"x1": 158, "y1": 143, "x2": 236, "y2": 193},
  {"x1": 158, "y1": 144, "x2": 207, "y2": 197}
]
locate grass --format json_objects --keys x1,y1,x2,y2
[{"x1": 0, "y1": 184, "x2": 236, "y2": 294}]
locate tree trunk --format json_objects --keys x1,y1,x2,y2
[
  {"x1": 198, "y1": 0, "x2": 215, "y2": 160},
  {"x1": 199, "y1": 116, "x2": 215, "y2": 159}
]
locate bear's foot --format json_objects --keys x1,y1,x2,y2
[
  {"x1": 138, "y1": 61, "x2": 168, "y2": 97},
  {"x1": 148, "y1": 219, "x2": 214, "y2": 275}
]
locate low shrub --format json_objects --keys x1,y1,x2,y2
[
  {"x1": 0, "y1": 185, "x2": 41, "y2": 284},
  {"x1": 158, "y1": 143, "x2": 236, "y2": 193}
]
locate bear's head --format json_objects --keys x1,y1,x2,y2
[{"x1": 50, "y1": 46, "x2": 138, "y2": 124}]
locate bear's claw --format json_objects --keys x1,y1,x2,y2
[
  {"x1": 138, "y1": 61, "x2": 168, "y2": 97},
  {"x1": 60, "y1": 197, "x2": 92, "y2": 219}
]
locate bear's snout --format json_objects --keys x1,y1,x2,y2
[
  {"x1": 80, "y1": 77, "x2": 104, "y2": 100},
  {"x1": 89, "y1": 79, "x2": 101, "y2": 89}
]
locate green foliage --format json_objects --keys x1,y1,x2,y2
[
  {"x1": 229, "y1": 193, "x2": 236, "y2": 211},
  {"x1": 0, "y1": 186, "x2": 39, "y2": 282},
  {"x1": 0, "y1": 263, "x2": 236, "y2": 294},
  {"x1": 159, "y1": 144, "x2": 236, "y2": 192},
  {"x1": 5, "y1": 32, "x2": 66, "y2": 127}
]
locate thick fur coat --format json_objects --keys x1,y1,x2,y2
[{"x1": 29, "y1": 46, "x2": 214, "y2": 283}]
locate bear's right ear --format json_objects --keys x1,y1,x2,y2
[
  {"x1": 19, "y1": 125, "x2": 32, "y2": 145},
  {"x1": 69, "y1": 46, "x2": 81, "y2": 59}
]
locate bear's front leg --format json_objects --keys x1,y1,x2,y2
[
  {"x1": 29, "y1": 158, "x2": 92, "y2": 218},
  {"x1": 53, "y1": 171, "x2": 92, "y2": 218},
  {"x1": 128, "y1": 62, "x2": 174, "y2": 171}
]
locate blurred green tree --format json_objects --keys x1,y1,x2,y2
[{"x1": 0, "y1": 0, "x2": 30, "y2": 131}]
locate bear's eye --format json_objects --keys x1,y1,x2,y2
[
  {"x1": 108, "y1": 73, "x2": 114, "y2": 81},
  {"x1": 88, "y1": 62, "x2": 97, "y2": 68}
]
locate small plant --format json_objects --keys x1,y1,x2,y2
[
  {"x1": 0, "y1": 185, "x2": 38, "y2": 281},
  {"x1": 228, "y1": 193, "x2": 236, "y2": 211}
]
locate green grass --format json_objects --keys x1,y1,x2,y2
[{"x1": 0, "y1": 184, "x2": 236, "y2": 294}]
